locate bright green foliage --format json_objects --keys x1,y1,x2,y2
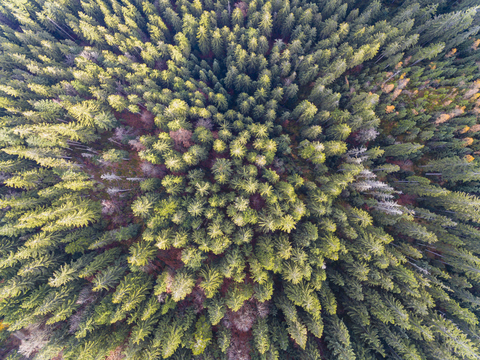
[
  {"x1": 0, "y1": 0, "x2": 480, "y2": 359},
  {"x1": 190, "y1": 315, "x2": 212, "y2": 355}
]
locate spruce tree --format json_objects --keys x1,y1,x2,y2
[{"x1": 0, "y1": 0, "x2": 480, "y2": 359}]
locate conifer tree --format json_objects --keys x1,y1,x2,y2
[{"x1": 1, "y1": 0, "x2": 480, "y2": 359}]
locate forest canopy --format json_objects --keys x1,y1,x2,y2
[{"x1": 0, "y1": 0, "x2": 480, "y2": 359}]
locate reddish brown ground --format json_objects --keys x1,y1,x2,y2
[
  {"x1": 115, "y1": 109, "x2": 155, "y2": 133},
  {"x1": 0, "y1": 334, "x2": 21, "y2": 359},
  {"x1": 249, "y1": 193, "x2": 265, "y2": 211},
  {"x1": 397, "y1": 193, "x2": 417, "y2": 207},
  {"x1": 157, "y1": 248, "x2": 184, "y2": 270}
]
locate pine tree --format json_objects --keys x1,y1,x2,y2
[{"x1": 1, "y1": 0, "x2": 480, "y2": 358}]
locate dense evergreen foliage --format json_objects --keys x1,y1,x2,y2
[{"x1": 0, "y1": 0, "x2": 480, "y2": 359}]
